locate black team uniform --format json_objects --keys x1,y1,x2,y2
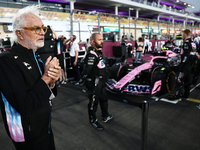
[
  {"x1": 176, "y1": 38, "x2": 193, "y2": 99},
  {"x1": 164, "y1": 40, "x2": 176, "y2": 50},
  {"x1": 192, "y1": 45, "x2": 200, "y2": 85},
  {"x1": 0, "y1": 43, "x2": 56, "y2": 150},
  {"x1": 83, "y1": 46, "x2": 112, "y2": 130}
]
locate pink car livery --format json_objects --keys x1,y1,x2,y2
[{"x1": 106, "y1": 50, "x2": 179, "y2": 96}]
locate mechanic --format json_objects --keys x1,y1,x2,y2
[
  {"x1": 0, "y1": 5, "x2": 61, "y2": 150},
  {"x1": 82, "y1": 33, "x2": 113, "y2": 130},
  {"x1": 164, "y1": 37, "x2": 176, "y2": 49},
  {"x1": 192, "y1": 57, "x2": 200, "y2": 86},
  {"x1": 176, "y1": 29, "x2": 193, "y2": 100},
  {"x1": 191, "y1": 43, "x2": 200, "y2": 86}
]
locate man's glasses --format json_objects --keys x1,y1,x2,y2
[{"x1": 22, "y1": 26, "x2": 48, "y2": 34}]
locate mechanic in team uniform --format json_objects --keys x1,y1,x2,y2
[
  {"x1": 176, "y1": 29, "x2": 193, "y2": 100},
  {"x1": 82, "y1": 33, "x2": 113, "y2": 130},
  {"x1": 164, "y1": 37, "x2": 176, "y2": 50},
  {"x1": 191, "y1": 42, "x2": 200, "y2": 86}
]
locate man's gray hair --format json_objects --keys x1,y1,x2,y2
[{"x1": 12, "y1": 5, "x2": 41, "y2": 44}]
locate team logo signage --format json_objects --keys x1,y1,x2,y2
[{"x1": 127, "y1": 84, "x2": 152, "y2": 94}]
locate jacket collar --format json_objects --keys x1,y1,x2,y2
[
  {"x1": 183, "y1": 38, "x2": 192, "y2": 44},
  {"x1": 11, "y1": 42, "x2": 35, "y2": 58},
  {"x1": 90, "y1": 45, "x2": 103, "y2": 55}
]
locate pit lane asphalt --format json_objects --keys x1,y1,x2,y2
[{"x1": 1, "y1": 83, "x2": 200, "y2": 150}]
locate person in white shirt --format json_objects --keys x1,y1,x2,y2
[
  {"x1": 194, "y1": 35, "x2": 199, "y2": 44},
  {"x1": 198, "y1": 35, "x2": 200, "y2": 43},
  {"x1": 144, "y1": 36, "x2": 150, "y2": 54},
  {"x1": 69, "y1": 35, "x2": 80, "y2": 85}
]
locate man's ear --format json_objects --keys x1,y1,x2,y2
[
  {"x1": 16, "y1": 30, "x2": 23, "y2": 40},
  {"x1": 92, "y1": 39, "x2": 95, "y2": 44}
]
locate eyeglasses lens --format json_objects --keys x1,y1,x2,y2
[
  {"x1": 36, "y1": 27, "x2": 41, "y2": 33},
  {"x1": 43, "y1": 27, "x2": 47, "y2": 33}
]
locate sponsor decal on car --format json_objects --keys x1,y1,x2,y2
[{"x1": 126, "y1": 84, "x2": 152, "y2": 94}]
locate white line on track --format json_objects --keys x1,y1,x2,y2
[
  {"x1": 190, "y1": 82, "x2": 200, "y2": 93},
  {"x1": 151, "y1": 96, "x2": 180, "y2": 104},
  {"x1": 151, "y1": 82, "x2": 200, "y2": 104}
]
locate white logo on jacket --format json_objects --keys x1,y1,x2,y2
[
  {"x1": 23, "y1": 62, "x2": 32, "y2": 70},
  {"x1": 14, "y1": 56, "x2": 18, "y2": 59}
]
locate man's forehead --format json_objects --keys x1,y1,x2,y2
[
  {"x1": 96, "y1": 34, "x2": 103, "y2": 39},
  {"x1": 24, "y1": 14, "x2": 43, "y2": 26}
]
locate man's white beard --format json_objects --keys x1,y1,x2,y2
[
  {"x1": 35, "y1": 40, "x2": 44, "y2": 48},
  {"x1": 23, "y1": 34, "x2": 44, "y2": 50}
]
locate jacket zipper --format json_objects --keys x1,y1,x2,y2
[{"x1": 32, "y1": 49, "x2": 42, "y2": 76}]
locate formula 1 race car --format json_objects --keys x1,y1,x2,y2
[{"x1": 105, "y1": 49, "x2": 182, "y2": 96}]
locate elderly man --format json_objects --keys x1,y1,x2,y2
[{"x1": 0, "y1": 5, "x2": 61, "y2": 150}]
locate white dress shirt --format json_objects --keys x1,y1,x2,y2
[{"x1": 69, "y1": 41, "x2": 79, "y2": 57}]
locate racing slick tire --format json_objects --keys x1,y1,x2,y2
[
  {"x1": 151, "y1": 67, "x2": 176, "y2": 94},
  {"x1": 109, "y1": 62, "x2": 128, "y2": 81}
]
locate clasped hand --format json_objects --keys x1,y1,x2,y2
[{"x1": 41, "y1": 56, "x2": 61, "y2": 87}]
